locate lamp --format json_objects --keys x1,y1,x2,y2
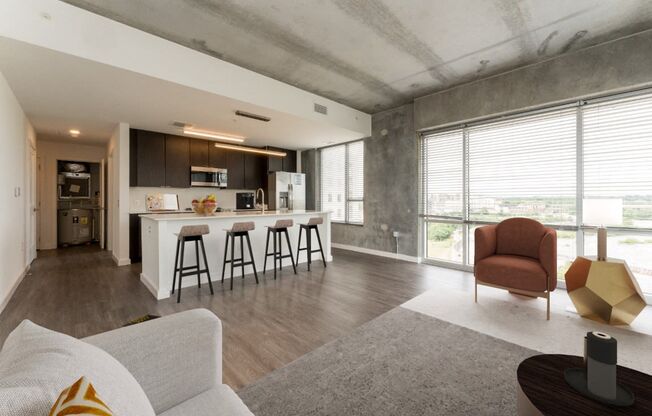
[{"x1": 583, "y1": 199, "x2": 623, "y2": 261}]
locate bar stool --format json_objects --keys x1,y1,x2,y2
[
  {"x1": 221, "y1": 222, "x2": 259, "y2": 291},
  {"x1": 172, "y1": 224, "x2": 214, "y2": 303},
  {"x1": 263, "y1": 219, "x2": 297, "y2": 279},
  {"x1": 297, "y1": 217, "x2": 327, "y2": 271}
]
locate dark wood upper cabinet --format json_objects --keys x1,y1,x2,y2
[
  {"x1": 267, "y1": 147, "x2": 284, "y2": 173},
  {"x1": 244, "y1": 153, "x2": 265, "y2": 190},
  {"x1": 226, "y1": 149, "x2": 245, "y2": 189},
  {"x1": 165, "y1": 135, "x2": 190, "y2": 188},
  {"x1": 189, "y1": 139, "x2": 209, "y2": 167},
  {"x1": 208, "y1": 144, "x2": 227, "y2": 168},
  {"x1": 283, "y1": 150, "x2": 297, "y2": 173},
  {"x1": 130, "y1": 129, "x2": 165, "y2": 187}
]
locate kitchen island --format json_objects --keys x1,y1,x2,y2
[{"x1": 139, "y1": 210, "x2": 331, "y2": 299}]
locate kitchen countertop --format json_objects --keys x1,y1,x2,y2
[{"x1": 140, "y1": 210, "x2": 328, "y2": 221}]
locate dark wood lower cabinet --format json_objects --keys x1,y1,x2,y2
[
  {"x1": 129, "y1": 214, "x2": 142, "y2": 263},
  {"x1": 226, "y1": 149, "x2": 245, "y2": 189}
]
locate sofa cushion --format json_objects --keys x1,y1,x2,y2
[
  {"x1": 0, "y1": 320, "x2": 155, "y2": 416},
  {"x1": 158, "y1": 385, "x2": 254, "y2": 416},
  {"x1": 495, "y1": 217, "x2": 546, "y2": 259},
  {"x1": 475, "y1": 254, "x2": 548, "y2": 292}
]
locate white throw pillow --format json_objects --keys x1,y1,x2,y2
[{"x1": 0, "y1": 320, "x2": 155, "y2": 416}]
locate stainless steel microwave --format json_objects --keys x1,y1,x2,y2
[{"x1": 190, "y1": 166, "x2": 227, "y2": 188}]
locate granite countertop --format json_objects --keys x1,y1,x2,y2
[{"x1": 139, "y1": 210, "x2": 327, "y2": 221}]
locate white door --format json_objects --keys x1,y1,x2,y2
[
  {"x1": 99, "y1": 158, "x2": 106, "y2": 249},
  {"x1": 28, "y1": 148, "x2": 37, "y2": 262}
]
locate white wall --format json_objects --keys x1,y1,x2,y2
[
  {"x1": 108, "y1": 123, "x2": 130, "y2": 266},
  {"x1": 0, "y1": 71, "x2": 34, "y2": 312},
  {"x1": 36, "y1": 138, "x2": 106, "y2": 249}
]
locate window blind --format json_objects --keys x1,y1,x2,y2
[
  {"x1": 583, "y1": 94, "x2": 652, "y2": 228},
  {"x1": 320, "y1": 145, "x2": 346, "y2": 222},
  {"x1": 347, "y1": 140, "x2": 364, "y2": 224},
  {"x1": 421, "y1": 129, "x2": 464, "y2": 218},
  {"x1": 320, "y1": 140, "x2": 365, "y2": 224},
  {"x1": 467, "y1": 108, "x2": 577, "y2": 225}
]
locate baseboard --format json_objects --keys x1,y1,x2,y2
[
  {"x1": 139, "y1": 272, "x2": 165, "y2": 300},
  {"x1": 0, "y1": 264, "x2": 30, "y2": 315},
  {"x1": 331, "y1": 243, "x2": 421, "y2": 263},
  {"x1": 112, "y1": 253, "x2": 131, "y2": 266}
]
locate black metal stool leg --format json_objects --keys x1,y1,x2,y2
[
  {"x1": 230, "y1": 234, "x2": 235, "y2": 291},
  {"x1": 278, "y1": 231, "x2": 283, "y2": 271},
  {"x1": 221, "y1": 231, "x2": 229, "y2": 284},
  {"x1": 200, "y1": 237, "x2": 214, "y2": 295},
  {"x1": 273, "y1": 230, "x2": 277, "y2": 280},
  {"x1": 195, "y1": 240, "x2": 201, "y2": 288},
  {"x1": 307, "y1": 227, "x2": 312, "y2": 271},
  {"x1": 296, "y1": 226, "x2": 303, "y2": 264},
  {"x1": 172, "y1": 239, "x2": 180, "y2": 294},
  {"x1": 315, "y1": 227, "x2": 326, "y2": 267},
  {"x1": 177, "y1": 239, "x2": 185, "y2": 303},
  {"x1": 245, "y1": 232, "x2": 259, "y2": 284},
  {"x1": 240, "y1": 235, "x2": 245, "y2": 279},
  {"x1": 263, "y1": 229, "x2": 270, "y2": 274},
  {"x1": 284, "y1": 229, "x2": 297, "y2": 274}
]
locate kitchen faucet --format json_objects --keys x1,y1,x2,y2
[{"x1": 256, "y1": 188, "x2": 265, "y2": 213}]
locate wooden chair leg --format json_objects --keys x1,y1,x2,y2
[
  {"x1": 240, "y1": 235, "x2": 245, "y2": 279},
  {"x1": 177, "y1": 240, "x2": 185, "y2": 303},
  {"x1": 263, "y1": 229, "x2": 270, "y2": 274},
  {"x1": 195, "y1": 240, "x2": 201, "y2": 288},
  {"x1": 284, "y1": 229, "x2": 297, "y2": 274},
  {"x1": 230, "y1": 234, "x2": 235, "y2": 291},
  {"x1": 296, "y1": 226, "x2": 303, "y2": 264},
  {"x1": 546, "y1": 292, "x2": 550, "y2": 321},
  {"x1": 315, "y1": 227, "x2": 326, "y2": 267},
  {"x1": 273, "y1": 230, "x2": 277, "y2": 280}
]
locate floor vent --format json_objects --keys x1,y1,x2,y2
[{"x1": 314, "y1": 103, "x2": 328, "y2": 115}]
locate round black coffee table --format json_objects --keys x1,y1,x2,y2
[{"x1": 517, "y1": 354, "x2": 652, "y2": 415}]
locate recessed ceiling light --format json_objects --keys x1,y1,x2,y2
[
  {"x1": 182, "y1": 128, "x2": 244, "y2": 143},
  {"x1": 69, "y1": 129, "x2": 80, "y2": 137}
]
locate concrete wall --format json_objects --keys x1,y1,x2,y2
[
  {"x1": 329, "y1": 103, "x2": 419, "y2": 258},
  {"x1": 415, "y1": 29, "x2": 652, "y2": 130},
  {"x1": 0, "y1": 71, "x2": 35, "y2": 313},
  {"x1": 36, "y1": 139, "x2": 106, "y2": 249}
]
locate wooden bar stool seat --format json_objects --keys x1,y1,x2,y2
[
  {"x1": 297, "y1": 217, "x2": 326, "y2": 271},
  {"x1": 172, "y1": 224, "x2": 213, "y2": 303},
  {"x1": 221, "y1": 222, "x2": 258, "y2": 290},
  {"x1": 263, "y1": 219, "x2": 297, "y2": 279}
]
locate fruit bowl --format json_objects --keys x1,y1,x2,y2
[{"x1": 192, "y1": 201, "x2": 217, "y2": 216}]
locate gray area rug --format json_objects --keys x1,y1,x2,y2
[{"x1": 238, "y1": 307, "x2": 539, "y2": 415}]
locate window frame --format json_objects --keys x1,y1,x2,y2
[
  {"x1": 418, "y1": 88, "x2": 652, "y2": 290},
  {"x1": 320, "y1": 139, "x2": 365, "y2": 225}
]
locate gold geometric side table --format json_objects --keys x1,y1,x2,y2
[{"x1": 565, "y1": 256, "x2": 646, "y2": 325}]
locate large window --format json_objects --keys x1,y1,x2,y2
[
  {"x1": 321, "y1": 140, "x2": 364, "y2": 224},
  {"x1": 421, "y1": 90, "x2": 652, "y2": 295}
]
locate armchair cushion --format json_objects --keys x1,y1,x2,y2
[
  {"x1": 495, "y1": 217, "x2": 546, "y2": 259},
  {"x1": 475, "y1": 254, "x2": 548, "y2": 292}
]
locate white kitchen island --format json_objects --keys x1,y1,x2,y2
[{"x1": 139, "y1": 210, "x2": 331, "y2": 300}]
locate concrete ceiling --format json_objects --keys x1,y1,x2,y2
[
  {"x1": 61, "y1": 0, "x2": 652, "y2": 113},
  {"x1": 0, "y1": 37, "x2": 362, "y2": 147}
]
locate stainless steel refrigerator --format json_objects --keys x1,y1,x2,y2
[{"x1": 268, "y1": 172, "x2": 306, "y2": 210}]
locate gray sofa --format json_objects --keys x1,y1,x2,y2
[
  {"x1": 84, "y1": 309, "x2": 253, "y2": 415},
  {"x1": 84, "y1": 309, "x2": 252, "y2": 416}
]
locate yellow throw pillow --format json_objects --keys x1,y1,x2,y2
[{"x1": 49, "y1": 376, "x2": 113, "y2": 416}]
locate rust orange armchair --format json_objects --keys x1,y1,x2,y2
[{"x1": 474, "y1": 218, "x2": 557, "y2": 319}]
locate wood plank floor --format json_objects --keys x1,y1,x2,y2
[{"x1": 0, "y1": 245, "x2": 472, "y2": 389}]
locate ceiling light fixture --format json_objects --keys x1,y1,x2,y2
[
  {"x1": 183, "y1": 128, "x2": 245, "y2": 143},
  {"x1": 214, "y1": 143, "x2": 286, "y2": 157},
  {"x1": 69, "y1": 129, "x2": 80, "y2": 137},
  {"x1": 235, "y1": 110, "x2": 271, "y2": 122}
]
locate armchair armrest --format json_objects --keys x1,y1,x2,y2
[
  {"x1": 83, "y1": 309, "x2": 221, "y2": 414},
  {"x1": 539, "y1": 228, "x2": 557, "y2": 291},
  {"x1": 474, "y1": 225, "x2": 497, "y2": 265}
]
